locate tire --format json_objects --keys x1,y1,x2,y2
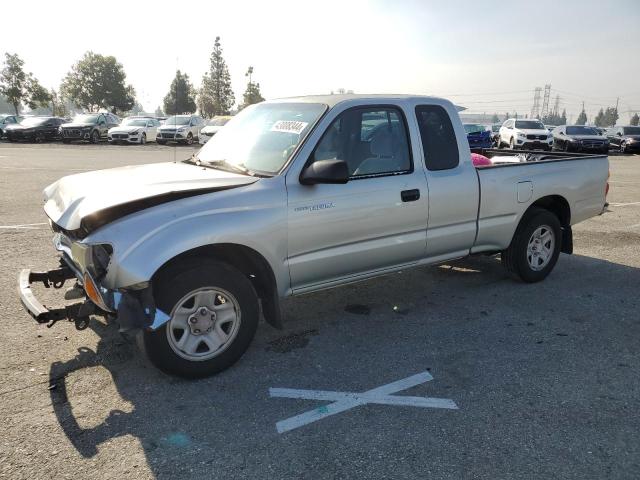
[
  {"x1": 186, "y1": 132, "x2": 194, "y2": 145},
  {"x1": 90, "y1": 130, "x2": 100, "y2": 144},
  {"x1": 502, "y1": 208, "x2": 562, "y2": 283},
  {"x1": 35, "y1": 132, "x2": 45, "y2": 143},
  {"x1": 509, "y1": 137, "x2": 515, "y2": 150},
  {"x1": 62, "y1": 139, "x2": 71, "y2": 144},
  {"x1": 496, "y1": 137, "x2": 502, "y2": 149},
  {"x1": 140, "y1": 133, "x2": 146, "y2": 145},
  {"x1": 157, "y1": 140, "x2": 166, "y2": 145},
  {"x1": 143, "y1": 259, "x2": 259, "y2": 378},
  {"x1": 620, "y1": 142, "x2": 626, "y2": 154}
]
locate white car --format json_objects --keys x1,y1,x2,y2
[
  {"x1": 108, "y1": 117, "x2": 160, "y2": 144},
  {"x1": 498, "y1": 118, "x2": 553, "y2": 151},
  {"x1": 198, "y1": 116, "x2": 231, "y2": 144},
  {"x1": 157, "y1": 115, "x2": 204, "y2": 145}
]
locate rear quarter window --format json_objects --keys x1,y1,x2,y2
[{"x1": 415, "y1": 105, "x2": 460, "y2": 171}]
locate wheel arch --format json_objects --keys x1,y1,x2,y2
[
  {"x1": 151, "y1": 243, "x2": 283, "y2": 329},
  {"x1": 521, "y1": 194, "x2": 572, "y2": 254}
]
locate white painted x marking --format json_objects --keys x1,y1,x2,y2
[{"x1": 270, "y1": 371, "x2": 458, "y2": 433}]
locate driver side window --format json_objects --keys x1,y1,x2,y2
[{"x1": 312, "y1": 107, "x2": 412, "y2": 178}]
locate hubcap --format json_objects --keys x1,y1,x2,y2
[
  {"x1": 166, "y1": 288, "x2": 241, "y2": 361},
  {"x1": 527, "y1": 225, "x2": 555, "y2": 271}
]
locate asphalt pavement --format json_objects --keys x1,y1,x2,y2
[{"x1": 0, "y1": 142, "x2": 639, "y2": 480}]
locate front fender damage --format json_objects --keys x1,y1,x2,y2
[{"x1": 114, "y1": 286, "x2": 170, "y2": 331}]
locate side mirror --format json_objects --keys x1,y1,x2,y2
[{"x1": 300, "y1": 159, "x2": 349, "y2": 185}]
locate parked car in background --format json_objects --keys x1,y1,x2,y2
[
  {"x1": 552, "y1": 125, "x2": 609, "y2": 153},
  {"x1": 606, "y1": 126, "x2": 640, "y2": 154},
  {"x1": 463, "y1": 123, "x2": 493, "y2": 149},
  {"x1": 498, "y1": 118, "x2": 553, "y2": 151},
  {"x1": 60, "y1": 113, "x2": 120, "y2": 144},
  {"x1": 199, "y1": 116, "x2": 232, "y2": 145},
  {"x1": 108, "y1": 116, "x2": 160, "y2": 144},
  {"x1": 490, "y1": 124, "x2": 501, "y2": 145},
  {"x1": 4, "y1": 116, "x2": 67, "y2": 143},
  {"x1": 156, "y1": 114, "x2": 204, "y2": 145},
  {"x1": 0, "y1": 114, "x2": 22, "y2": 138}
]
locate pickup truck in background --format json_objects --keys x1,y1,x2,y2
[{"x1": 18, "y1": 94, "x2": 609, "y2": 378}]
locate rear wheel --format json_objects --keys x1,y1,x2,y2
[
  {"x1": 35, "y1": 132, "x2": 45, "y2": 143},
  {"x1": 502, "y1": 208, "x2": 562, "y2": 283},
  {"x1": 143, "y1": 259, "x2": 259, "y2": 378}
]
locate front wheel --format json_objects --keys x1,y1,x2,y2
[
  {"x1": 185, "y1": 132, "x2": 194, "y2": 145},
  {"x1": 90, "y1": 130, "x2": 100, "y2": 144},
  {"x1": 157, "y1": 140, "x2": 166, "y2": 145},
  {"x1": 509, "y1": 137, "x2": 515, "y2": 150},
  {"x1": 143, "y1": 259, "x2": 259, "y2": 378},
  {"x1": 502, "y1": 208, "x2": 562, "y2": 283},
  {"x1": 140, "y1": 132, "x2": 146, "y2": 145},
  {"x1": 620, "y1": 142, "x2": 627, "y2": 154}
]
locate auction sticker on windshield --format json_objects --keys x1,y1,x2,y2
[{"x1": 271, "y1": 120, "x2": 308, "y2": 135}]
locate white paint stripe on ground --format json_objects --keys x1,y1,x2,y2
[
  {"x1": 0, "y1": 222, "x2": 48, "y2": 230},
  {"x1": 609, "y1": 201, "x2": 640, "y2": 207},
  {"x1": 270, "y1": 371, "x2": 458, "y2": 434},
  {"x1": 0, "y1": 166, "x2": 90, "y2": 171}
]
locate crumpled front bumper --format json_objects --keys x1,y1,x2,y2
[{"x1": 18, "y1": 265, "x2": 98, "y2": 329}]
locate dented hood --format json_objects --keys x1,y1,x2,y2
[{"x1": 44, "y1": 161, "x2": 258, "y2": 233}]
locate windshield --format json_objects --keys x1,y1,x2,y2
[
  {"x1": 197, "y1": 102, "x2": 326, "y2": 174},
  {"x1": 164, "y1": 116, "x2": 191, "y2": 126},
  {"x1": 20, "y1": 117, "x2": 48, "y2": 126},
  {"x1": 208, "y1": 117, "x2": 231, "y2": 126},
  {"x1": 515, "y1": 120, "x2": 545, "y2": 129},
  {"x1": 464, "y1": 124, "x2": 486, "y2": 134},
  {"x1": 73, "y1": 114, "x2": 99, "y2": 123},
  {"x1": 122, "y1": 118, "x2": 149, "y2": 127},
  {"x1": 566, "y1": 126, "x2": 599, "y2": 135},
  {"x1": 623, "y1": 127, "x2": 640, "y2": 135}
]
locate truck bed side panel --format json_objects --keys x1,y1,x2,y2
[{"x1": 473, "y1": 156, "x2": 608, "y2": 253}]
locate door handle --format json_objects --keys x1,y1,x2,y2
[{"x1": 401, "y1": 189, "x2": 420, "y2": 202}]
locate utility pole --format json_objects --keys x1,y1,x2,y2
[
  {"x1": 530, "y1": 87, "x2": 542, "y2": 119},
  {"x1": 540, "y1": 84, "x2": 551, "y2": 119},
  {"x1": 553, "y1": 95, "x2": 560, "y2": 116}
]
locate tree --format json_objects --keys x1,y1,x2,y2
[
  {"x1": 163, "y1": 70, "x2": 196, "y2": 115},
  {"x1": 575, "y1": 108, "x2": 587, "y2": 125},
  {"x1": 631, "y1": 113, "x2": 640, "y2": 126},
  {"x1": 595, "y1": 106, "x2": 619, "y2": 127},
  {"x1": 491, "y1": 113, "x2": 499, "y2": 123},
  {"x1": 0, "y1": 53, "x2": 51, "y2": 114},
  {"x1": 504, "y1": 112, "x2": 510, "y2": 121},
  {"x1": 198, "y1": 36, "x2": 234, "y2": 117},
  {"x1": 154, "y1": 105, "x2": 165, "y2": 117},
  {"x1": 238, "y1": 66, "x2": 265, "y2": 111},
  {"x1": 60, "y1": 52, "x2": 136, "y2": 114}
]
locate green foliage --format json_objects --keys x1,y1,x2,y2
[
  {"x1": 238, "y1": 66, "x2": 264, "y2": 111},
  {"x1": 163, "y1": 70, "x2": 196, "y2": 115},
  {"x1": 594, "y1": 107, "x2": 619, "y2": 127},
  {"x1": 541, "y1": 109, "x2": 567, "y2": 126},
  {"x1": 630, "y1": 113, "x2": 639, "y2": 126},
  {"x1": 198, "y1": 37, "x2": 234, "y2": 117},
  {"x1": 575, "y1": 109, "x2": 588, "y2": 125},
  {"x1": 61, "y1": 52, "x2": 136, "y2": 114},
  {"x1": 0, "y1": 94, "x2": 12, "y2": 112},
  {"x1": 0, "y1": 53, "x2": 51, "y2": 114},
  {"x1": 50, "y1": 89, "x2": 69, "y2": 117}
]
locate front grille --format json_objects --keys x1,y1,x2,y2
[
  {"x1": 112, "y1": 134, "x2": 129, "y2": 139},
  {"x1": 581, "y1": 140, "x2": 604, "y2": 147},
  {"x1": 162, "y1": 132, "x2": 175, "y2": 139},
  {"x1": 526, "y1": 134, "x2": 547, "y2": 140},
  {"x1": 63, "y1": 129, "x2": 82, "y2": 138}
]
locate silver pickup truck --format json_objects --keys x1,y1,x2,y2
[{"x1": 18, "y1": 94, "x2": 609, "y2": 378}]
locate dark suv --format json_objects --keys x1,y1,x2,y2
[
  {"x1": 607, "y1": 126, "x2": 640, "y2": 154},
  {"x1": 59, "y1": 113, "x2": 120, "y2": 143},
  {"x1": 0, "y1": 114, "x2": 22, "y2": 138}
]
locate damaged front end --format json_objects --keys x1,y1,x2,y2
[{"x1": 18, "y1": 229, "x2": 170, "y2": 332}]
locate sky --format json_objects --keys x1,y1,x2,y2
[{"x1": 1, "y1": 0, "x2": 639, "y2": 123}]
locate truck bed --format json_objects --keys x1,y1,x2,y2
[{"x1": 470, "y1": 149, "x2": 609, "y2": 254}]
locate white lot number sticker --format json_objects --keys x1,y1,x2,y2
[{"x1": 271, "y1": 120, "x2": 308, "y2": 135}]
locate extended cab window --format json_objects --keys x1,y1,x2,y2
[
  {"x1": 313, "y1": 107, "x2": 411, "y2": 177},
  {"x1": 415, "y1": 105, "x2": 459, "y2": 171}
]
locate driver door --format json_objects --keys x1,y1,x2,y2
[{"x1": 286, "y1": 105, "x2": 429, "y2": 292}]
